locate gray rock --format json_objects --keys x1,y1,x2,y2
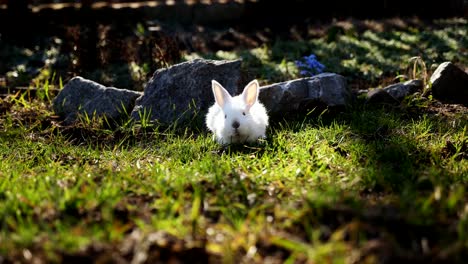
[
  {"x1": 259, "y1": 78, "x2": 308, "y2": 114},
  {"x1": 258, "y1": 73, "x2": 350, "y2": 114},
  {"x1": 130, "y1": 59, "x2": 241, "y2": 124},
  {"x1": 366, "y1": 79, "x2": 423, "y2": 105},
  {"x1": 366, "y1": 89, "x2": 400, "y2": 105},
  {"x1": 430, "y1": 62, "x2": 468, "y2": 105},
  {"x1": 52, "y1": 76, "x2": 142, "y2": 125},
  {"x1": 384, "y1": 79, "x2": 423, "y2": 100}
]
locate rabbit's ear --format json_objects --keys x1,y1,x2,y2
[
  {"x1": 242, "y1": 80, "x2": 259, "y2": 110},
  {"x1": 212, "y1": 80, "x2": 231, "y2": 107}
]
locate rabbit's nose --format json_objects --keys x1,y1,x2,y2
[{"x1": 232, "y1": 121, "x2": 240, "y2": 129}]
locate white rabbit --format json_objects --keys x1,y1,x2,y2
[{"x1": 206, "y1": 79, "x2": 269, "y2": 144}]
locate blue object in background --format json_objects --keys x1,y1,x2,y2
[{"x1": 295, "y1": 54, "x2": 325, "y2": 77}]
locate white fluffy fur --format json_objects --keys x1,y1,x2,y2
[{"x1": 206, "y1": 80, "x2": 269, "y2": 144}]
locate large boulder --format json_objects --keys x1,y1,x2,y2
[
  {"x1": 258, "y1": 73, "x2": 350, "y2": 114},
  {"x1": 130, "y1": 59, "x2": 241, "y2": 124},
  {"x1": 430, "y1": 62, "x2": 468, "y2": 105},
  {"x1": 52, "y1": 76, "x2": 142, "y2": 125}
]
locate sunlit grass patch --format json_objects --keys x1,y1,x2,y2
[{"x1": 1, "y1": 90, "x2": 467, "y2": 262}]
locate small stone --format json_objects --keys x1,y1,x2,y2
[
  {"x1": 366, "y1": 89, "x2": 399, "y2": 105},
  {"x1": 383, "y1": 79, "x2": 422, "y2": 100}
]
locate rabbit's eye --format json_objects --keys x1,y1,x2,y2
[
  {"x1": 242, "y1": 112, "x2": 246, "y2": 116},
  {"x1": 224, "y1": 114, "x2": 227, "y2": 119}
]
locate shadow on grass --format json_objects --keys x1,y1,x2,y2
[{"x1": 264, "y1": 101, "x2": 467, "y2": 262}]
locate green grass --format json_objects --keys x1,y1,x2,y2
[{"x1": 1, "y1": 93, "x2": 467, "y2": 263}]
